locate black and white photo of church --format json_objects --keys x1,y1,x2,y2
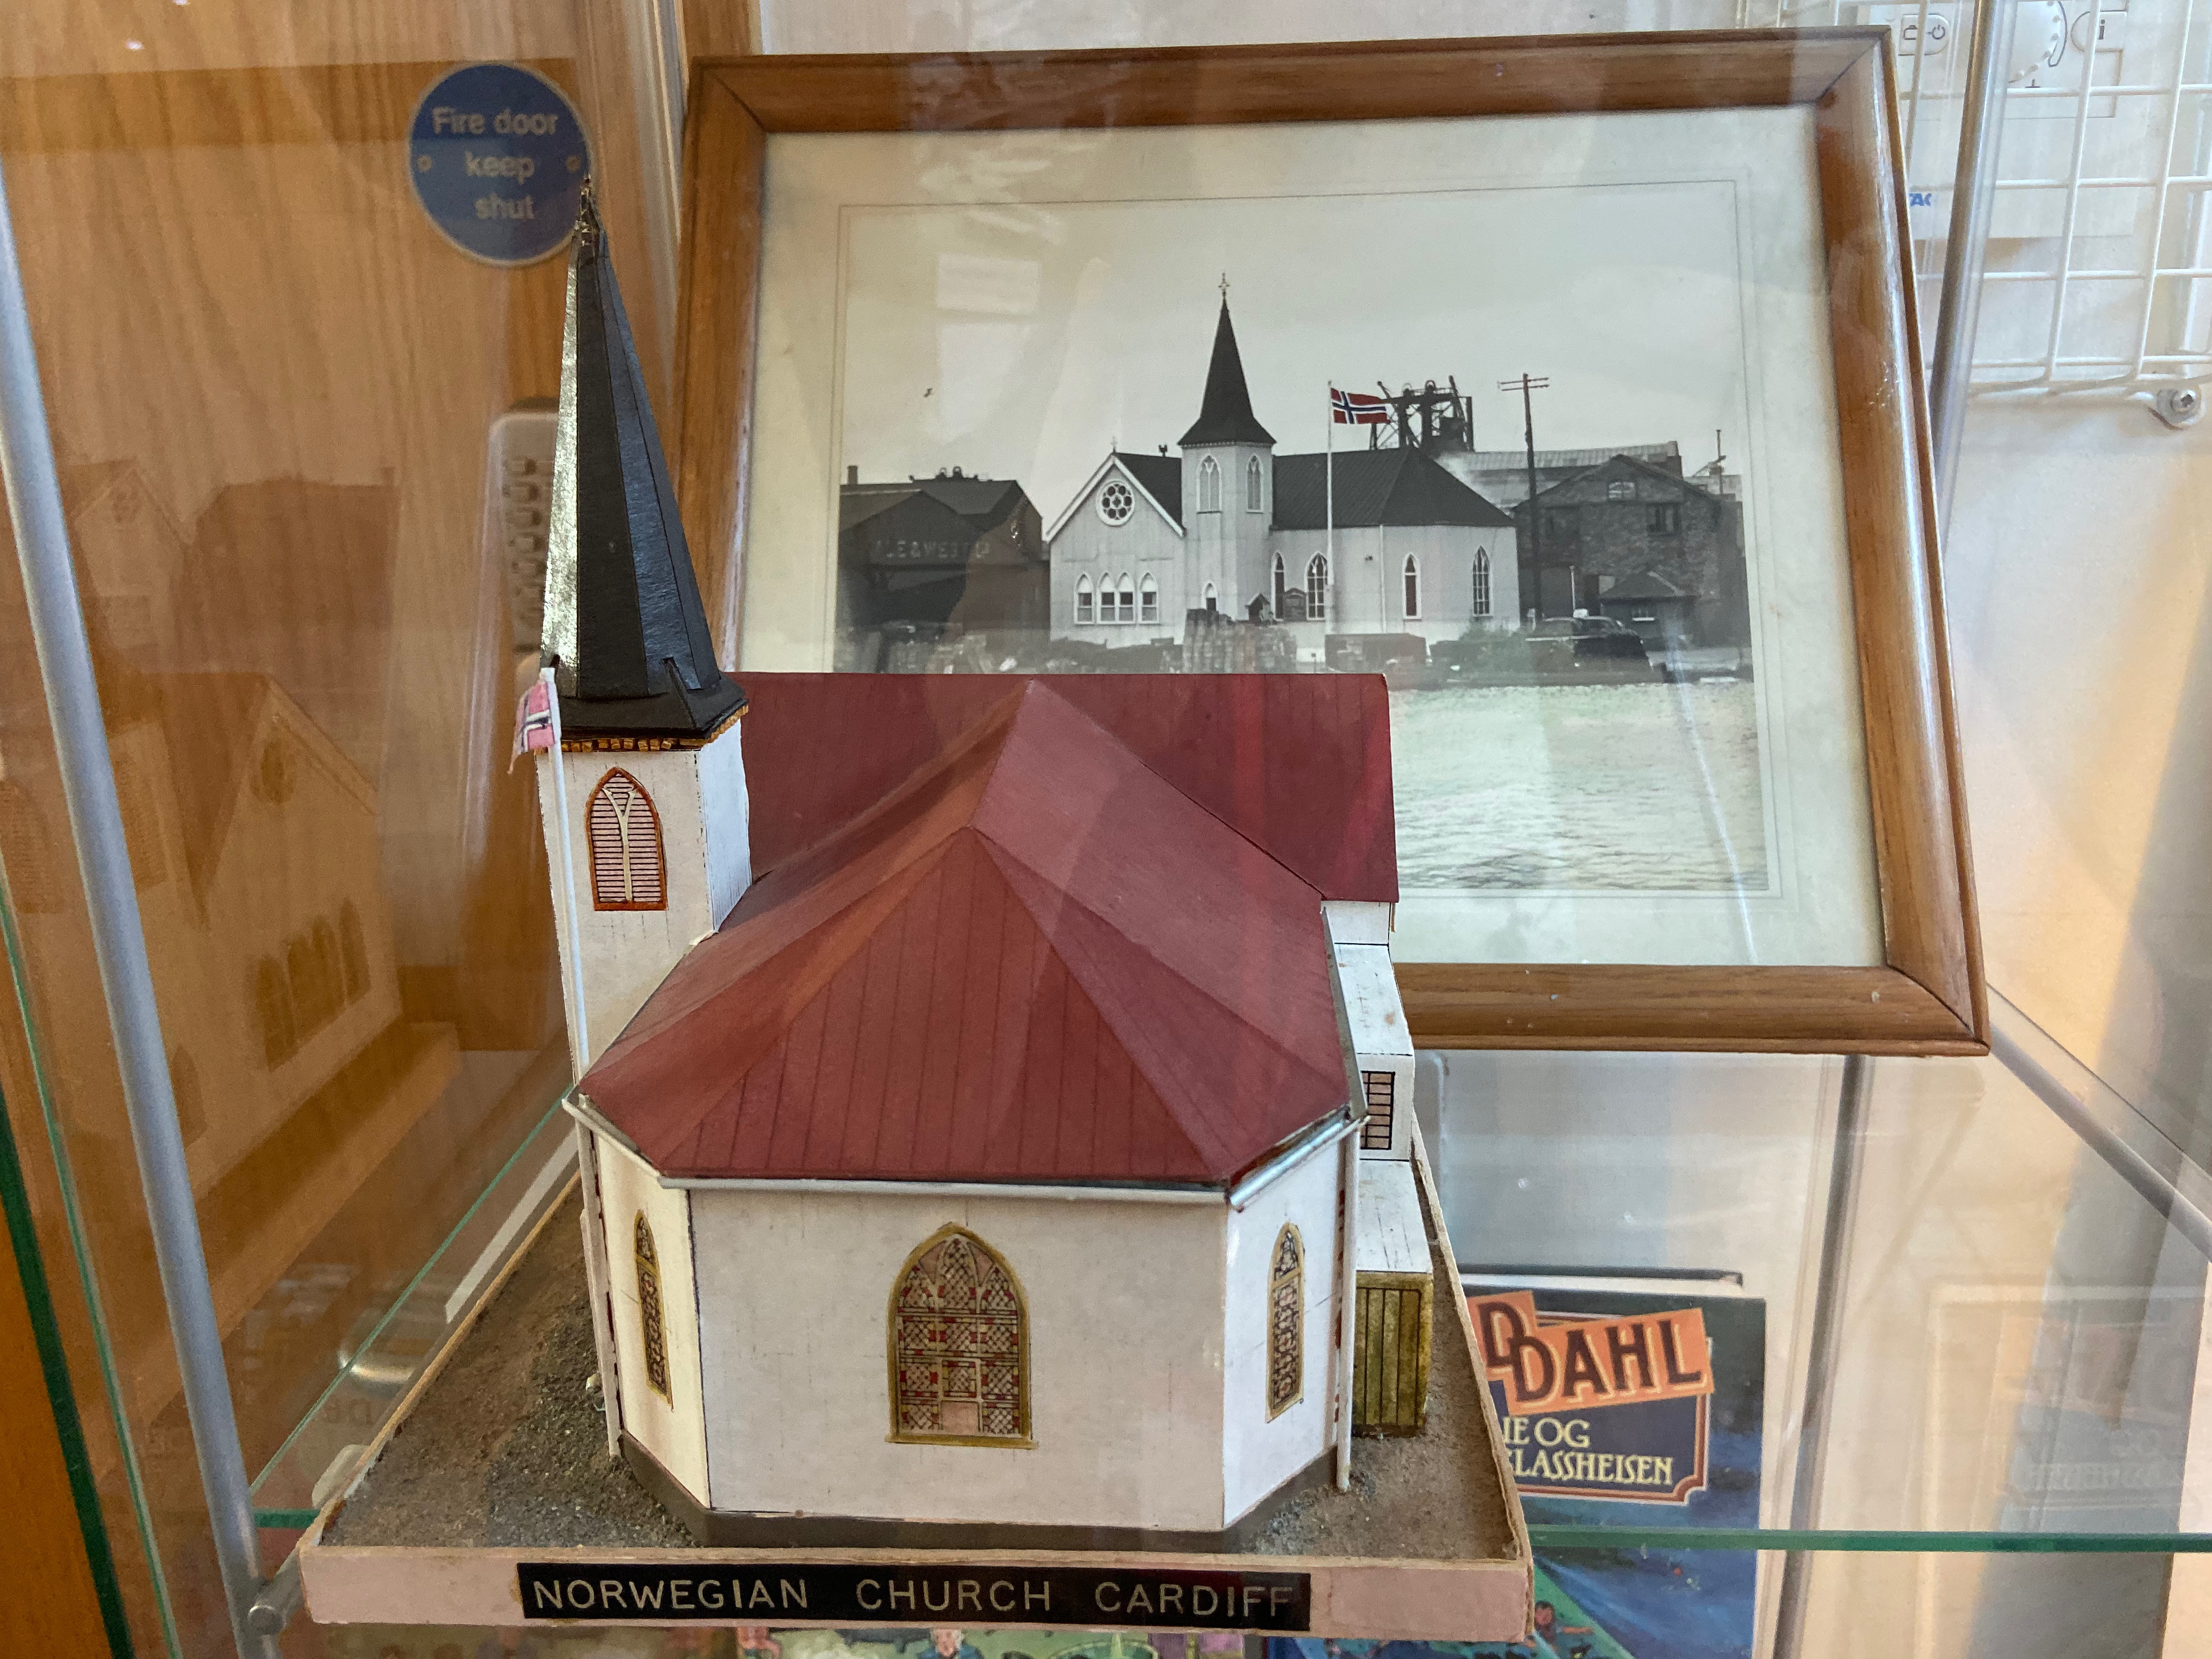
[{"x1": 836, "y1": 291, "x2": 1754, "y2": 683}]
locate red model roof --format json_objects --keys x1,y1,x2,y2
[
  {"x1": 578, "y1": 681, "x2": 1357, "y2": 1185},
  {"x1": 737, "y1": 673, "x2": 1397, "y2": 904}
]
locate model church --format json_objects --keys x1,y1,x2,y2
[
  {"x1": 526, "y1": 203, "x2": 1439, "y2": 1546},
  {"x1": 1045, "y1": 294, "x2": 1519, "y2": 665}
]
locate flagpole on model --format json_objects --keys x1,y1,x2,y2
[{"x1": 1325, "y1": 383, "x2": 1335, "y2": 609}]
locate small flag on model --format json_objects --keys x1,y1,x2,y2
[
  {"x1": 510, "y1": 676, "x2": 556, "y2": 770},
  {"x1": 1331, "y1": 386, "x2": 1390, "y2": 425}
]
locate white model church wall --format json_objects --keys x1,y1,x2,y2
[
  {"x1": 1221, "y1": 1142, "x2": 1342, "y2": 1524},
  {"x1": 689, "y1": 1187, "x2": 1230, "y2": 1532},
  {"x1": 536, "y1": 720, "x2": 748, "y2": 1064},
  {"x1": 595, "y1": 1133, "x2": 711, "y2": 1501}
]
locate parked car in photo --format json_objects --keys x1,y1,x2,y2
[{"x1": 1530, "y1": 615, "x2": 1653, "y2": 663}]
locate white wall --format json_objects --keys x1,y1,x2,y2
[
  {"x1": 689, "y1": 1187, "x2": 1230, "y2": 1532},
  {"x1": 1222, "y1": 1142, "x2": 1344, "y2": 1523},
  {"x1": 1049, "y1": 464, "x2": 1184, "y2": 644},
  {"x1": 595, "y1": 1134, "x2": 711, "y2": 1500},
  {"x1": 535, "y1": 718, "x2": 746, "y2": 1064}
]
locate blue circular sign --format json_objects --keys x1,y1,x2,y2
[{"x1": 408, "y1": 63, "x2": 590, "y2": 266}]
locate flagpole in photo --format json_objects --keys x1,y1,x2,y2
[{"x1": 1325, "y1": 383, "x2": 1336, "y2": 592}]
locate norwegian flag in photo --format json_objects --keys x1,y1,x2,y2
[{"x1": 1331, "y1": 386, "x2": 1390, "y2": 425}]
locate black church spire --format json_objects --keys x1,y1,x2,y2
[
  {"x1": 543, "y1": 187, "x2": 745, "y2": 739},
  {"x1": 1178, "y1": 294, "x2": 1275, "y2": 449}
]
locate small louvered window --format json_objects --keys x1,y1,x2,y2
[{"x1": 588, "y1": 769, "x2": 666, "y2": 911}]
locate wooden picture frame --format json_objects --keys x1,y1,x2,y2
[{"x1": 667, "y1": 32, "x2": 1985, "y2": 1057}]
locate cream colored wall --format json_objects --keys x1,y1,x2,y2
[
  {"x1": 1221, "y1": 1142, "x2": 1342, "y2": 1524},
  {"x1": 689, "y1": 1187, "x2": 1230, "y2": 1532},
  {"x1": 594, "y1": 1135, "x2": 710, "y2": 1500}
]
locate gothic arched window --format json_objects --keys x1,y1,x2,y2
[
  {"x1": 1267, "y1": 1223, "x2": 1303, "y2": 1418},
  {"x1": 338, "y1": 900, "x2": 370, "y2": 1002},
  {"x1": 0, "y1": 781, "x2": 64, "y2": 915},
  {"x1": 1402, "y1": 555, "x2": 1422, "y2": 620},
  {"x1": 588, "y1": 770, "x2": 667, "y2": 911},
  {"x1": 1306, "y1": 555, "x2": 1329, "y2": 622},
  {"x1": 1272, "y1": 553, "x2": 1286, "y2": 617},
  {"x1": 1139, "y1": 574, "x2": 1159, "y2": 624},
  {"x1": 1116, "y1": 574, "x2": 1135, "y2": 624},
  {"x1": 1198, "y1": 456, "x2": 1221, "y2": 513},
  {"x1": 634, "y1": 1213, "x2": 672, "y2": 1401},
  {"x1": 254, "y1": 959, "x2": 296, "y2": 1068},
  {"x1": 1473, "y1": 548, "x2": 1492, "y2": 618},
  {"x1": 890, "y1": 1226, "x2": 1030, "y2": 1444},
  {"x1": 1246, "y1": 455, "x2": 1264, "y2": 512},
  {"x1": 1203, "y1": 581, "x2": 1218, "y2": 614},
  {"x1": 1074, "y1": 574, "x2": 1094, "y2": 625}
]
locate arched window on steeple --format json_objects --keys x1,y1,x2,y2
[
  {"x1": 1307, "y1": 555, "x2": 1329, "y2": 621},
  {"x1": 1403, "y1": 555, "x2": 1422, "y2": 620},
  {"x1": 1272, "y1": 553, "x2": 1286, "y2": 617},
  {"x1": 1203, "y1": 581, "x2": 1218, "y2": 615},
  {"x1": 1246, "y1": 455, "x2": 1264, "y2": 513},
  {"x1": 1473, "y1": 548, "x2": 1492, "y2": 618},
  {"x1": 588, "y1": 769, "x2": 667, "y2": 911},
  {"x1": 1198, "y1": 456, "x2": 1221, "y2": 513}
]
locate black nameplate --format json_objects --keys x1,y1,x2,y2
[{"x1": 516, "y1": 1562, "x2": 1311, "y2": 1629}]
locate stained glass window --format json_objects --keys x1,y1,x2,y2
[
  {"x1": 1268, "y1": 1223, "x2": 1303, "y2": 1418},
  {"x1": 635, "y1": 1212, "x2": 671, "y2": 1401},
  {"x1": 891, "y1": 1227, "x2": 1029, "y2": 1443}
]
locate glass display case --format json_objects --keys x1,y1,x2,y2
[{"x1": 5, "y1": 2, "x2": 2212, "y2": 1657}]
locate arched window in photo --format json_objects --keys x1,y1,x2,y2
[
  {"x1": 1272, "y1": 553, "x2": 1286, "y2": 617},
  {"x1": 1402, "y1": 555, "x2": 1422, "y2": 620},
  {"x1": 1203, "y1": 581, "x2": 1218, "y2": 614},
  {"x1": 254, "y1": 959, "x2": 296, "y2": 1068},
  {"x1": 1074, "y1": 574, "x2": 1095, "y2": 625},
  {"x1": 287, "y1": 930, "x2": 341, "y2": 1037},
  {"x1": 1306, "y1": 555, "x2": 1329, "y2": 622},
  {"x1": 339, "y1": 900, "x2": 370, "y2": 1002},
  {"x1": 890, "y1": 1226, "x2": 1030, "y2": 1443},
  {"x1": 1116, "y1": 574, "x2": 1136, "y2": 624},
  {"x1": 1246, "y1": 455, "x2": 1264, "y2": 513},
  {"x1": 1139, "y1": 574, "x2": 1159, "y2": 624},
  {"x1": 588, "y1": 770, "x2": 666, "y2": 911},
  {"x1": 1472, "y1": 548, "x2": 1492, "y2": 619},
  {"x1": 1267, "y1": 1223, "x2": 1303, "y2": 1418},
  {"x1": 0, "y1": 781, "x2": 64, "y2": 915},
  {"x1": 1198, "y1": 456, "x2": 1221, "y2": 513},
  {"x1": 634, "y1": 1213, "x2": 672, "y2": 1401}
]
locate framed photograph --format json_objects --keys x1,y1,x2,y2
[{"x1": 669, "y1": 32, "x2": 1985, "y2": 1055}]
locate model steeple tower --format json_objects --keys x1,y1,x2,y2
[
  {"x1": 536, "y1": 188, "x2": 753, "y2": 1073},
  {"x1": 545, "y1": 187, "x2": 747, "y2": 738},
  {"x1": 1178, "y1": 282, "x2": 1276, "y2": 616}
]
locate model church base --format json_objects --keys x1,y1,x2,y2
[{"x1": 296, "y1": 1132, "x2": 1530, "y2": 1640}]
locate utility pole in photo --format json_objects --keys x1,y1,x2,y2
[{"x1": 1498, "y1": 372, "x2": 1550, "y2": 622}]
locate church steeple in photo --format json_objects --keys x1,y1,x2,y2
[{"x1": 1179, "y1": 282, "x2": 1275, "y2": 449}]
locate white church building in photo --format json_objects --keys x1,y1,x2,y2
[{"x1": 1044, "y1": 296, "x2": 1520, "y2": 661}]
